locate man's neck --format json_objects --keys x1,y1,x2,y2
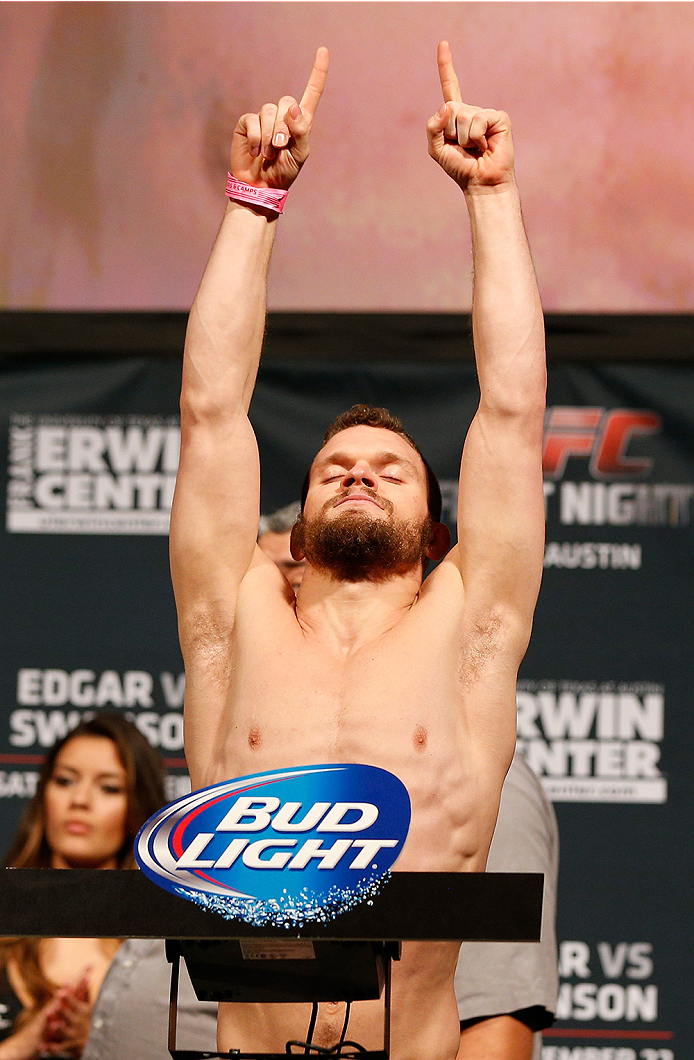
[{"x1": 295, "y1": 565, "x2": 422, "y2": 653}]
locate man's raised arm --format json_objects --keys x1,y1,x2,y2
[
  {"x1": 427, "y1": 41, "x2": 546, "y2": 655},
  {"x1": 170, "y1": 50, "x2": 328, "y2": 776}
]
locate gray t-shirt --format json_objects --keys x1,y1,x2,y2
[
  {"x1": 455, "y1": 751, "x2": 559, "y2": 1060},
  {"x1": 83, "y1": 938, "x2": 217, "y2": 1060}
]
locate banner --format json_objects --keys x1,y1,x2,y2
[{"x1": 1, "y1": 344, "x2": 692, "y2": 1053}]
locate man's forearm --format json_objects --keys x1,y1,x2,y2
[
  {"x1": 183, "y1": 201, "x2": 277, "y2": 418},
  {"x1": 466, "y1": 184, "x2": 546, "y2": 414}
]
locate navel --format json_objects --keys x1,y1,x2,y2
[
  {"x1": 413, "y1": 724, "x2": 428, "y2": 751},
  {"x1": 248, "y1": 726, "x2": 262, "y2": 750}
]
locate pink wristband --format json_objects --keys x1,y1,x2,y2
[{"x1": 225, "y1": 174, "x2": 288, "y2": 215}]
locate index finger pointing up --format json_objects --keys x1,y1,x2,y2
[
  {"x1": 437, "y1": 40, "x2": 462, "y2": 103},
  {"x1": 300, "y1": 46, "x2": 330, "y2": 118}
]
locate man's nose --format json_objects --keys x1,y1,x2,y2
[{"x1": 341, "y1": 463, "x2": 376, "y2": 489}]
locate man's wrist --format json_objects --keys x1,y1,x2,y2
[
  {"x1": 226, "y1": 174, "x2": 288, "y2": 215},
  {"x1": 463, "y1": 177, "x2": 518, "y2": 200},
  {"x1": 224, "y1": 197, "x2": 281, "y2": 225},
  {"x1": 463, "y1": 181, "x2": 524, "y2": 227}
]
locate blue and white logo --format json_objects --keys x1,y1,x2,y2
[{"x1": 136, "y1": 763, "x2": 411, "y2": 927}]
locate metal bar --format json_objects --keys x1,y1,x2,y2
[
  {"x1": 168, "y1": 945, "x2": 181, "y2": 1057},
  {"x1": 383, "y1": 951, "x2": 392, "y2": 1058},
  {"x1": 0, "y1": 870, "x2": 543, "y2": 942}
]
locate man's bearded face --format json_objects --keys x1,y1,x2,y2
[{"x1": 295, "y1": 488, "x2": 433, "y2": 583}]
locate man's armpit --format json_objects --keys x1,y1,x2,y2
[
  {"x1": 180, "y1": 605, "x2": 234, "y2": 682},
  {"x1": 457, "y1": 611, "x2": 503, "y2": 688}
]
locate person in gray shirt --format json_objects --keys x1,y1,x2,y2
[
  {"x1": 455, "y1": 750, "x2": 559, "y2": 1060},
  {"x1": 82, "y1": 939, "x2": 216, "y2": 1060}
]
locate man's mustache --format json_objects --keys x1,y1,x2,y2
[{"x1": 323, "y1": 487, "x2": 394, "y2": 516}]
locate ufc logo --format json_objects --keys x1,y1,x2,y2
[{"x1": 543, "y1": 408, "x2": 661, "y2": 480}]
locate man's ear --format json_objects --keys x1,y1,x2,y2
[
  {"x1": 290, "y1": 521, "x2": 305, "y2": 561},
  {"x1": 426, "y1": 521, "x2": 451, "y2": 561}
]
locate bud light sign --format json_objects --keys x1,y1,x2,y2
[{"x1": 136, "y1": 764, "x2": 411, "y2": 927}]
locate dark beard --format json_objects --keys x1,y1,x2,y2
[{"x1": 295, "y1": 506, "x2": 433, "y2": 583}]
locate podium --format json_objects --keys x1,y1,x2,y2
[{"x1": 0, "y1": 868, "x2": 542, "y2": 1059}]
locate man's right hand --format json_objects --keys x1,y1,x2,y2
[
  {"x1": 427, "y1": 41, "x2": 515, "y2": 192},
  {"x1": 230, "y1": 47, "x2": 329, "y2": 191}
]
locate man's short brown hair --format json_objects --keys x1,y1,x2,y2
[{"x1": 301, "y1": 404, "x2": 443, "y2": 522}]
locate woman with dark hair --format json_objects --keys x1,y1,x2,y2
[{"x1": 0, "y1": 713, "x2": 166, "y2": 1060}]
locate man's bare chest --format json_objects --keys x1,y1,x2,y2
[
  {"x1": 230, "y1": 620, "x2": 462, "y2": 737},
  {"x1": 209, "y1": 617, "x2": 473, "y2": 812}
]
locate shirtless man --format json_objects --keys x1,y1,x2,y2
[{"x1": 170, "y1": 41, "x2": 546, "y2": 1060}]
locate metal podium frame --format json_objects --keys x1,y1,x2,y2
[
  {"x1": 0, "y1": 869, "x2": 543, "y2": 1060},
  {"x1": 165, "y1": 937, "x2": 400, "y2": 1059}
]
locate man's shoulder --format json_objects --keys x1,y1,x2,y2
[
  {"x1": 231, "y1": 549, "x2": 305, "y2": 626},
  {"x1": 418, "y1": 549, "x2": 466, "y2": 603},
  {"x1": 504, "y1": 752, "x2": 552, "y2": 808}
]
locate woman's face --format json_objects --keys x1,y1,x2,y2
[{"x1": 44, "y1": 735, "x2": 129, "y2": 869}]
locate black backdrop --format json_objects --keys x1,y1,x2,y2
[{"x1": 1, "y1": 312, "x2": 693, "y2": 1059}]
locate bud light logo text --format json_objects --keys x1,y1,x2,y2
[{"x1": 136, "y1": 764, "x2": 411, "y2": 927}]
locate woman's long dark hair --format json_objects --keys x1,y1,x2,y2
[{"x1": 0, "y1": 713, "x2": 167, "y2": 1016}]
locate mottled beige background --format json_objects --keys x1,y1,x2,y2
[{"x1": 1, "y1": 1, "x2": 693, "y2": 311}]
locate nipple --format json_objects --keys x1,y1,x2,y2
[{"x1": 413, "y1": 725, "x2": 428, "y2": 751}]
